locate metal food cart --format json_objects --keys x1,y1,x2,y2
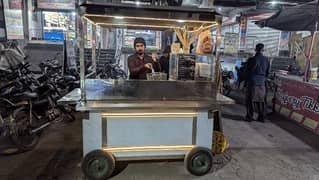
[{"x1": 60, "y1": 1, "x2": 234, "y2": 179}]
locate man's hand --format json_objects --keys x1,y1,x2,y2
[
  {"x1": 152, "y1": 53, "x2": 158, "y2": 61},
  {"x1": 144, "y1": 63, "x2": 153, "y2": 69}
]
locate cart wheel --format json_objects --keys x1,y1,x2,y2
[
  {"x1": 184, "y1": 147, "x2": 213, "y2": 176},
  {"x1": 82, "y1": 150, "x2": 115, "y2": 180}
]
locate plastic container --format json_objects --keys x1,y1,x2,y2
[{"x1": 146, "y1": 72, "x2": 167, "y2": 80}]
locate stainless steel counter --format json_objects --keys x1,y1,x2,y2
[
  {"x1": 84, "y1": 79, "x2": 217, "y2": 101},
  {"x1": 58, "y1": 79, "x2": 234, "y2": 111}
]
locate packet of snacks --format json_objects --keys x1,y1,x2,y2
[{"x1": 196, "y1": 30, "x2": 214, "y2": 55}]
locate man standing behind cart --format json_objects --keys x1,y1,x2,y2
[
  {"x1": 159, "y1": 46, "x2": 171, "y2": 80},
  {"x1": 128, "y1": 37, "x2": 160, "y2": 79}
]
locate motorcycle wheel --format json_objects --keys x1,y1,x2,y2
[
  {"x1": 222, "y1": 79, "x2": 232, "y2": 96},
  {"x1": 222, "y1": 84, "x2": 232, "y2": 96},
  {"x1": 10, "y1": 107, "x2": 39, "y2": 152},
  {"x1": 63, "y1": 112, "x2": 75, "y2": 123},
  {"x1": 97, "y1": 73, "x2": 108, "y2": 79},
  {"x1": 118, "y1": 69, "x2": 127, "y2": 79},
  {"x1": 59, "y1": 105, "x2": 76, "y2": 123},
  {"x1": 223, "y1": 87, "x2": 231, "y2": 96}
]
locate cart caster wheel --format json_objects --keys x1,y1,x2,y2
[
  {"x1": 82, "y1": 150, "x2": 115, "y2": 180},
  {"x1": 184, "y1": 147, "x2": 213, "y2": 176}
]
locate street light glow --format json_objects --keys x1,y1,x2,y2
[{"x1": 114, "y1": 16, "x2": 124, "y2": 19}]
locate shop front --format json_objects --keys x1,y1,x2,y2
[
  {"x1": 37, "y1": 0, "x2": 76, "y2": 41},
  {"x1": 273, "y1": 31, "x2": 319, "y2": 135},
  {"x1": 0, "y1": 0, "x2": 76, "y2": 41}
]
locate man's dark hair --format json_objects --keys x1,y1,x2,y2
[
  {"x1": 255, "y1": 43, "x2": 264, "y2": 52},
  {"x1": 134, "y1": 37, "x2": 146, "y2": 48}
]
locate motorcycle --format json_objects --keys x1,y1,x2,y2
[
  {"x1": 0, "y1": 62, "x2": 75, "y2": 153},
  {"x1": 39, "y1": 57, "x2": 79, "y2": 96},
  {"x1": 222, "y1": 70, "x2": 234, "y2": 96},
  {"x1": 0, "y1": 73, "x2": 40, "y2": 152},
  {"x1": 97, "y1": 62, "x2": 127, "y2": 80}
]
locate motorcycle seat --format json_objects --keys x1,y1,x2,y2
[
  {"x1": 14, "y1": 92, "x2": 38, "y2": 100},
  {"x1": 63, "y1": 75, "x2": 76, "y2": 82}
]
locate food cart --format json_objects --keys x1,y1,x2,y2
[{"x1": 59, "y1": 1, "x2": 234, "y2": 179}]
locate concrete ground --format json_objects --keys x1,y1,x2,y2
[{"x1": 0, "y1": 103, "x2": 319, "y2": 180}]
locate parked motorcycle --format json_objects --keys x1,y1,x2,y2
[
  {"x1": 39, "y1": 58, "x2": 79, "y2": 96},
  {"x1": 222, "y1": 70, "x2": 234, "y2": 96},
  {"x1": 0, "y1": 68, "x2": 40, "y2": 152},
  {"x1": 97, "y1": 62, "x2": 127, "y2": 80},
  {"x1": 0, "y1": 62, "x2": 75, "y2": 153}
]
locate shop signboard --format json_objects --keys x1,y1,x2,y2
[
  {"x1": 37, "y1": 0, "x2": 75, "y2": 10},
  {"x1": 4, "y1": 9, "x2": 23, "y2": 39},
  {"x1": 239, "y1": 16, "x2": 247, "y2": 49},
  {"x1": 177, "y1": 54, "x2": 196, "y2": 80},
  {"x1": 275, "y1": 76, "x2": 319, "y2": 134},
  {"x1": 279, "y1": 32, "x2": 290, "y2": 51},
  {"x1": 224, "y1": 32, "x2": 239, "y2": 54},
  {"x1": 44, "y1": 31, "x2": 64, "y2": 42},
  {"x1": 123, "y1": 29, "x2": 160, "y2": 50},
  {"x1": 9, "y1": 0, "x2": 22, "y2": 9}
]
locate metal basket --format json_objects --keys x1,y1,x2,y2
[{"x1": 146, "y1": 72, "x2": 167, "y2": 80}]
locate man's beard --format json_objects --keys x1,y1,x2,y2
[{"x1": 137, "y1": 50, "x2": 144, "y2": 55}]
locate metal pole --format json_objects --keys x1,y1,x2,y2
[
  {"x1": 215, "y1": 15, "x2": 223, "y2": 93},
  {"x1": 304, "y1": 0, "x2": 319, "y2": 82},
  {"x1": 309, "y1": 0, "x2": 319, "y2": 59},
  {"x1": 0, "y1": 0, "x2": 7, "y2": 41},
  {"x1": 77, "y1": 13, "x2": 86, "y2": 101},
  {"x1": 92, "y1": 24, "x2": 97, "y2": 76},
  {"x1": 22, "y1": 0, "x2": 29, "y2": 40},
  {"x1": 216, "y1": 15, "x2": 222, "y2": 56}
]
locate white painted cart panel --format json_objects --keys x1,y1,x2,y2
[
  {"x1": 83, "y1": 111, "x2": 214, "y2": 158},
  {"x1": 106, "y1": 117, "x2": 193, "y2": 147}
]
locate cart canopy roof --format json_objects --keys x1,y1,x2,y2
[{"x1": 79, "y1": 1, "x2": 220, "y2": 30}]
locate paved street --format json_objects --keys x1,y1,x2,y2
[{"x1": 0, "y1": 103, "x2": 319, "y2": 180}]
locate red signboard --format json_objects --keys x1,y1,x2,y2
[
  {"x1": 9, "y1": 0, "x2": 22, "y2": 9},
  {"x1": 275, "y1": 75, "x2": 319, "y2": 134},
  {"x1": 239, "y1": 16, "x2": 247, "y2": 49},
  {"x1": 37, "y1": 0, "x2": 75, "y2": 10}
]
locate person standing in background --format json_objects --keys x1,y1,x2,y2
[
  {"x1": 245, "y1": 43, "x2": 270, "y2": 122},
  {"x1": 159, "y1": 46, "x2": 171, "y2": 79},
  {"x1": 151, "y1": 52, "x2": 162, "y2": 73}
]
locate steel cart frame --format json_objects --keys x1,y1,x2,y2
[{"x1": 60, "y1": 1, "x2": 234, "y2": 179}]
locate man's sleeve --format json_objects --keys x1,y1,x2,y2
[
  {"x1": 153, "y1": 61, "x2": 161, "y2": 72},
  {"x1": 246, "y1": 57, "x2": 254, "y2": 76},
  {"x1": 159, "y1": 58, "x2": 164, "y2": 72},
  {"x1": 127, "y1": 57, "x2": 145, "y2": 76}
]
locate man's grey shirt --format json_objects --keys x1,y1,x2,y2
[
  {"x1": 253, "y1": 53, "x2": 270, "y2": 86},
  {"x1": 247, "y1": 53, "x2": 270, "y2": 86}
]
